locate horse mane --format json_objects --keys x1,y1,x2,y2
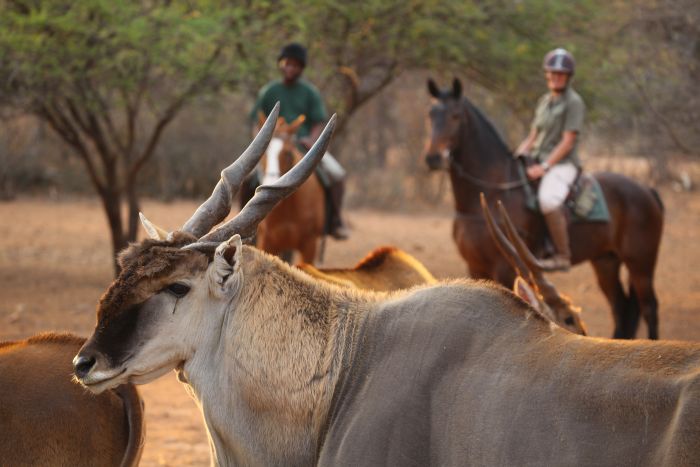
[{"x1": 461, "y1": 98, "x2": 513, "y2": 158}]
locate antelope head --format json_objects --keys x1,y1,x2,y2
[
  {"x1": 480, "y1": 194, "x2": 587, "y2": 336},
  {"x1": 73, "y1": 103, "x2": 337, "y2": 393}
]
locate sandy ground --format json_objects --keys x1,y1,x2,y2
[{"x1": 1, "y1": 191, "x2": 699, "y2": 465}]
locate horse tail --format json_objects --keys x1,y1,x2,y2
[{"x1": 650, "y1": 188, "x2": 664, "y2": 213}]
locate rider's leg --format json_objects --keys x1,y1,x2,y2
[
  {"x1": 319, "y1": 153, "x2": 349, "y2": 240},
  {"x1": 538, "y1": 163, "x2": 577, "y2": 271}
]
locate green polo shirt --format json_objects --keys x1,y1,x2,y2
[
  {"x1": 530, "y1": 87, "x2": 585, "y2": 167},
  {"x1": 250, "y1": 78, "x2": 327, "y2": 139}
]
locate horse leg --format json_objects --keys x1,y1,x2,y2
[
  {"x1": 627, "y1": 271, "x2": 659, "y2": 340},
  {"x1": 279, "y1": 251, "x2": 294, "y2": 264},
  {"x1": 591, "y1": 255, "x2": 639, "y2": 339},
  {"x1": 298, "y1": 239, "x2": 317, "y2": 265}
]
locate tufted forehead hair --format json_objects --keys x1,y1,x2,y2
[{"x1": 97, "y1": 231, "x2": 211, "y2": 323}]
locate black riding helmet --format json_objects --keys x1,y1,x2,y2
[{"x1": 278, "y1": 43, "x2": 307, "y2": 68}]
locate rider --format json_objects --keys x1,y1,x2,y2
[
  {"x1": 515, "y1": 48, "x2": 585, "y2": 272},
  {"x1": 249, "y1": 42, "x2": 349, "y2": 240}
]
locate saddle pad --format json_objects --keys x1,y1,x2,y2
[
  {"x1": 568, "y1": 175, "x2": 610, "y2": 223},
  {"x1": 522, "y1": 170, "x2": 610, "y2": 223}
]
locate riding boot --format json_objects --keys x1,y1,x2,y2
[
  {"x1": 327, "y1": 179, "x2": 349, "y2": 240},
  {"x1": 540, "y1": 208, "x2": 571, "y2": 271}
]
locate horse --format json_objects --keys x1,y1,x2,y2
[
  {"x1": 424, "y1": 78, "x2": 664, "y2": 339},
  {"x1": 256, "y1": 115, "x2": 326, "y2": 263}
]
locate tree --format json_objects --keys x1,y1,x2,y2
[
  {"x1": 257, "y1": 0, "x2": 601, "y2": 143},
  {"x1": 0, "y1": 0, "x2": 269, "y2": 273}
]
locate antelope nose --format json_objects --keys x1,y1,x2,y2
[{"x1": 73, "y1": 354, "x2": 96, "y2": 379}]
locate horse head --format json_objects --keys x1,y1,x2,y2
[
  {"x1": 424, "y1": 78, "x2": 463, "y2": 171},
  {"x1": 260, "y1": 113, "x2": 306, "y2": 185}
]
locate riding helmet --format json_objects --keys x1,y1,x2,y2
[{"x1": 543, "y1": 48, "x2": 575, "y2": 75}]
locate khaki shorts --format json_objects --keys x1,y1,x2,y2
[{"x1": 538, "y1": 162, "x2": 577, "y2": 213}]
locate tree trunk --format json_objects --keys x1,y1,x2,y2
[{"x1": 99, "y1": 188, "x2": 128, "y2": 276}]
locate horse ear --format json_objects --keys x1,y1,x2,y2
[
  {"x1": 276, "y1": 116, "x2": 287, "y2": 131},
  {"x1": 452, "y1": 78, "x2": 462, "y2": 99},
  {"x1": 257, "y1": 110, "x2": 267, "y2": 129},
  {"x1": 427, "y1": 79, "x2": 440, "y2": 98},
  {"x1": 288, "y1": 114, "x2": 306, "y2": 134}
]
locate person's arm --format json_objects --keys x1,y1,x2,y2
[
  {"x1": 515, "y1": 127, "x2": 538, "y2": 157},
  {"x1": 526, "y1": 131, "x2": 577, "y2": 180}
]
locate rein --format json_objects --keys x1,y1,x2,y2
[{"x1": 447, "y1": 154, "x2": 529, "y2": 191}]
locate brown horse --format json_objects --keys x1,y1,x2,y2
[
  {"x1": 256, "y1": 115, "x2": 325, "y2": 263},
  {"x1": 425, "y1": 78, "x2": 664, "y2": 339}
]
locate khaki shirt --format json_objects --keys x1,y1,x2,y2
[{"x1": 530, "y1": 87, "x2": 585, "y2": 167}]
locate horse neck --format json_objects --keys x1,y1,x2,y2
[{"x1": 450, "y1": 101, "x2": 519, "y2": 212}]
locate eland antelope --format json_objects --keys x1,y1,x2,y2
[
  {"x1": 1, "y1": 332, "x2": 144, "y2": 467},
  {"x1": 74, "y1": 104, "x2": 700, "y2": 466}
]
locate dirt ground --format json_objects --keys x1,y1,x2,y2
[{"x1": 1, "y1": 190, "x2": 698, "y2": 466}]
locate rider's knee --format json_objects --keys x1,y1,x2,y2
[{"x1": 539, "y1": 192, "x2": 566, "y2": 213}]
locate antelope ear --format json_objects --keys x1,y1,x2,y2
[
  {"x1": 513, "y1": 277, "x2": 539, "y2": 308},
  {"x1": 139, "y1": 213, "x2": 169, "y2": 240},
  {"x1": 427, "y1": 78, "x2": 440, "y2": 98},
  {"x1": 211, "y1": 234, "x2": 243, "y2": 291}
]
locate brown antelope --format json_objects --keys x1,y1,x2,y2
[
  {"x1": 296, "y1": 246, "x2": 437, "y2": 291},
  {"x1": 481, "y1": 194, "x2": 587, "y2": 335},
  {"x1": 1, "y1": 332, "x2": 144, "y2": 467},
  {"x1": 73, "y1": 105, "x2": 700, "y2": 466}
]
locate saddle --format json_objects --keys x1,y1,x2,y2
[{"x1": 518, "y1": 161, "x2": 610, "y2": 223}]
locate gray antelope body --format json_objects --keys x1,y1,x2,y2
[{"x1": 73, "y1": 106, "x2": 700, "y2": 466}]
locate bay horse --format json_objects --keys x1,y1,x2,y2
[
  {"x1": 424, "y1": 78, "x2": 664, "y2": 339},
  {"x1": 257, "y1": 115, "x2": 325, "y2": 263}
]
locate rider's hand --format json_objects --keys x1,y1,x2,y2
[{"x1": 526, "y1": 164, "x2": 547, "y2": 180}]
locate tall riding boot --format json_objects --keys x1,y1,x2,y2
[
  {"x1": 540, "y1": 208, "x2": 572, "y2": 271},
  {"x1": 328, "y1": 179, "x2": 349, "y2": 240}
]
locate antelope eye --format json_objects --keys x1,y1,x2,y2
[
  {"x1": 165, "y1": 283, "x2": 190, "y2": 298},
  {"x1": 564, "y1": 317, "x2": 575, "y2": 326}
]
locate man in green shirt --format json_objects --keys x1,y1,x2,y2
[
  {"x1": 249, "y1": 43, "x2": 349, "y2": 240},
  {"x1": 515, "y1": 48, "x2": 586, "y2": 271}
]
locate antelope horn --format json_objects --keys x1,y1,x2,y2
[
  {"x1": 496, "y1": 201, "x2": 560, "y2": 300},
  {"x1": 480, "y1": 194, "x2": 530, "y2": 280},
  {"x1": 195, "y1": 113, "x2": 337, "y2": 244},
  {"x1": 181, "y1": 102, "x2": 281, "y2": 239}
]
